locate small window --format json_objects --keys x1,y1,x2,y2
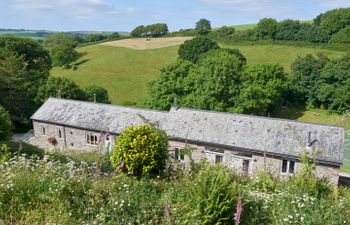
[
  {"x1": 41, "y1": 126, "x2": 46, "y2": 136},
  {"x1": 58, "y1": 128, "x2": 63, "y2": 139},
  {"x1": 215, "y1": 155, "x2": 223, "y2": 164},
  {"x1": 86, "y1": 132, "x2": 98, "y2": 146},
  {"x1": 281, "y1": 160, "x2": 295, "y2": 175},
  {"x1": 174, "y1": 148, "x2": 185, "y2": 161}
]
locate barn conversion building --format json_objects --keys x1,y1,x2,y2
[{"x1": 31, "y1": 98, "x2": 344, "y2": 185}]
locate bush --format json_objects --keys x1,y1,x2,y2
[
  {"x1": 85, "y1": 85, "x2": 110, "y2": 104},
  {"x1": 330, "y1": 26, "x2": 350, "y2": 44},
  {"x1": 178, "y1": 37, "x2": 219, "y2": 63},
  {"x1": 0, "y1": 106, "x2": 11, "y2": 141},
  {"x1": 110, "y1": 124, "x2": 168, "y2": 177}
]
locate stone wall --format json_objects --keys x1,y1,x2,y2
[{"x1": 31, "y1": 121, "x2": 115, "y2": 152}]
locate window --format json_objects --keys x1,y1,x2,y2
[
  {"x1": 41, "y1": 125, "x2": 46, "y2": 136},
  {"x1": 86, "y1": 132, "x2": 98, "y2": 145},
  {"x1": 215, "y1": 155, "x2": 223, "y2": 164},
  {"x1": 281, "y1": 160, "x2": 295, "y2": 174},
  {"x1": 174, "y1": 148, "x2": 185, "y2": 161},
  {"x1": 231, "y1": 156, "x2": 252, "y2": 175},
  {"x1": 205, "y1": 150, "x2": 224, "y2": 165},
  {"x1": 57, "y1": 128, "x2": 63, "y2": 139}
]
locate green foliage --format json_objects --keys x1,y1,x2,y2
[
  {"x1": 109, "y1": 32, "x2": 120, "y2": 39},
  {"x1": 145, "y1": 59, "x2": 194, "y2": 110},
  {"x1": 330, "y1": 26, "x2": 350, "y2": 44},
  {"x1": 0, "y1": 106, "x2": 11, "y2": 141},
  {"x1": 319, "y1": 8, "x2": 350, "y2": 34},
  {"x1": 196, "y1": 18, "x2": 212, "y2": 35},
  {"x1": 256, "y1": 18, "x2": 279, "y2": 39},
  {"x1": 110, "y1": 124, "x2": 168, "y2": 177},
  {"x1": 43, "y1": 32, "x2": 80, "y2": 67},
  {"x1": 183, "y1": 49, "x2": 243, "y2": 112},
  {"x1": 185, "y1": 164, "x2": 238, "y2": 225},
  {"x1": 0, "y1": 37, "x2": 51, "y2": 125},
  {"x1": 234, "y1": 64, "x2": 288, "y2": 116},
  {"x1": 85, "y1": 85, "x2": 110, "y2": 104},
  {"x1": 131, "y1": 24, "x2": 168, "y2": 37},
  {"x1": 0, "y1": 144, "x2": 10, "y2": 164},
  {"x1": 86, "y1": 33, "x2": 107, "y2": 42},
  {"x1": 35, "y1": 77, "x2": 86, "y2": 104},
  {"x1": 275, "y1": 19, "x2": 302, "y2": 41},
  {"x1": 249, "y1": 172, "x2": 277, "y2": 193},
  {"x1": 178, "y1": 37, "x2": 219, "y2": 63}
]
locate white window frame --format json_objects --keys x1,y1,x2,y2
[
  {"x1": 41, "y1": 125, "x2": 46, "y2": 136},
  {"x1": 231, "y1": 155, "x2": 253, "y2": 175},
  {"x1": 204, "y1": 150, "x2": 225, "y2": 165},
  {"x1": 57, "y1": 127, "x2": 63, "y2": 139},
  {"x1": 86, "y1": 132, "x2": 98, "y2": 146},
  {"x1": 281, "y1": 159, "x2": 296, "y2": 175}
]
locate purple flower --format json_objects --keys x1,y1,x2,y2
[
  {"x1": 106, "y1": 131, "x2": 111, "y2": 141},
  {"x1": 233, "y1": 198, "x2": 243, "y2": 225},
  {"x1": 164, "y1": 205, "x2": 171, "y2": 223},
  {"x1": 119, "y1": 161, "x2": 125, "y2": 171}
]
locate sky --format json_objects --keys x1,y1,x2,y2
[{"x1": 0, "y1": 0, "x2": 349, "y2": 32}]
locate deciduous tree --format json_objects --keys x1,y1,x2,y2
[
  {"x1": 196, "y1": 18, "x2": 212, "y2": 35},
  {"x1": 178, "y1": 37, "x2": 219, "y2": 63}
]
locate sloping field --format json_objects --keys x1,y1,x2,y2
[{"x1": 100, "y1": 37, "x2": 193, "y2": 50}]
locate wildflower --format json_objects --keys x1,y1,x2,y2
[
  {"x1": 233, "y1": 197, "x2": 243, "y2": 225},
  {"x1": 164, "y1": 205, "x2": 171, "y2": 223},
  {"x1": 119, "y1": 161, "x2": 125, "y2": 171}
]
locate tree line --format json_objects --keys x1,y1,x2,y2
[
  {"x1": 145, "y1": 37, "x2": 350, "y2": 116},
  {"x1": 131, "y1": 23, "x2": 168, "y2": 37}
]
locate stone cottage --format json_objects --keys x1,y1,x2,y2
[{"x1": 31, "y1": 98, "x2": 344, "y2": 185}]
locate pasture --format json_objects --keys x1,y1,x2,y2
[{"x1": 100, "y1": 37, "x2": 192, "y2": 50}]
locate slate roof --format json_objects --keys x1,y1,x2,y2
[{"x1": 32, "y1": 98, "x2": 344, "y2": 165}]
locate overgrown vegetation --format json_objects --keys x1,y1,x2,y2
[{"x1": 0, "y1": 147, "x2": 349, "y2": 224}]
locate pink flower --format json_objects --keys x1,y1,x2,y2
[
  {"x1": 119, "y1": 161, "x2": 125, "y2": 171},
  {"x1": 233, "y1": 197, "x2": 243, "y2": 225}
]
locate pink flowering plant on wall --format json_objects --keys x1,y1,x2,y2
[{"x1": 47, "y1": 136, "x2": 57, "y2": 146}]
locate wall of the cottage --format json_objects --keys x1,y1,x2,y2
[
  {"x1": 168, "y1": 141, "x2": 340, "y2": 185},
  {"x1": 31, "y1": 121, "x2": 115, "y2": 152}
]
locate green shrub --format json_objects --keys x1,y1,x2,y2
[
  {"x1": 249, "y1": 172, "x2": 277, "y2": 193},
  {"x1": 0, "y1": 144, "x2": 10, "y2": 164},
  {"x1": 330, "y1": 26, "x2": 350, "y2": 44},
  {"x1": 185, "y1": 163, "x2": 238, "y2": 225},
  {"x1": 110, "y1": 124, "x2": 168, "y2": 177}
]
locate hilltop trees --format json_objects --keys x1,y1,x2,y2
[
  {"x1": 178, "y1": 37, "x2": 219, "y2": 63},
  {"x1": 131, "y1": 23, "x2": 168, "y2": 37},
  {"x1": 196, "y1": 18, "x2": 212, "y2": 35},
  {"x1": 0, "y1": 37, "x2": 51, "y2": 126},
  {"x1": 256, "y1": 18, "x2": 279, "y2": 39},
  {"x1": 44, "y1": 33, "x2": 80, "y2": 68}
]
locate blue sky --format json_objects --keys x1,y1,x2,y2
[{"x1": 0, "y1": 0, "x2": 349, "y2": 31}]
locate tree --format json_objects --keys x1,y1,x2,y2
[
  {"x1": 196, "y1": 18, "x2": 212, "y2": 35},
  {"x1": 178, "y1": 37, "x2": 219, "y2": 63},
  {"x1": 110, "y1": 124, "x2": 168, "y2": 177},
  {"x1": 0, "y1": 37, "x2": 51, "y2": 125},
  {"x1": 256, "y1": 18, "x2": 279, "y2": 39},
  {"x1": 43, "y1": 33, "x2": 80, "y2": 67},
  {"x1": 318, "y1": 8, "x2": 350, "y2": 34},
  {"x1": 35, "y1": 77, "x2": 86, "y2": 104},
  {"x1": 131, "y1": 25, "x2": 145, "y2": 37},
  {"x1": 146, "y1": 23, "x2": 168, "y2": 37},
  {"x1": 290, "y1": 54, "x2": 329, "y2": 105},
  {"x1": 0, "y1": 106, "x2": 12, "y2": 141},
  {"x1": 234, "y1": 64, "x2": 288, "y2": 116},
  {"x1": 330, "y1": 26, "x2": 350, "y2": 44},
  {"x1": 86, "y1": 33, "x2": 107, "y2": 42},
  {"x1": 183, "y1": 49, "x2": 243, "y2": 112},
  {"x1": 316, "y1": 56, "x2": 350, "y2": 113},
  {"x1": 109, "y1": 32, "x2": 120, "y2": 39},
  {"x1": 275, "y1": 19, "x2": 301, "y2": 41},
  {"x1": 145, "y1": 59, "x2": 194, "y2": 110},
  {"x1": 85, "y1": 85, "x2": 110, "y2": 104}
]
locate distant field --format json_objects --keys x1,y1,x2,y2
[
  {"x1": 51, "y1": 45, "x2": 179, "y2": 106},
  {"x1": 223, "y1": 44, "x2": 345, "y2": 73},
  {"x1": 100, "y1": 37, "x2": 192, "y2": 50}
]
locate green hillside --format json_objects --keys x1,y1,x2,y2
[{"x1": 51, "y1": 45, "x2": 179, "y2": 106}]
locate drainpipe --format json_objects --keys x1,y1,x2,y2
[{"x1": 63, "y1": 126, "x2": 67, "y2": 150}]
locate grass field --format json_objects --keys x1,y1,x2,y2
[{"x1": 51, "y1": 44, "x2": 179, "y2": 106}]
